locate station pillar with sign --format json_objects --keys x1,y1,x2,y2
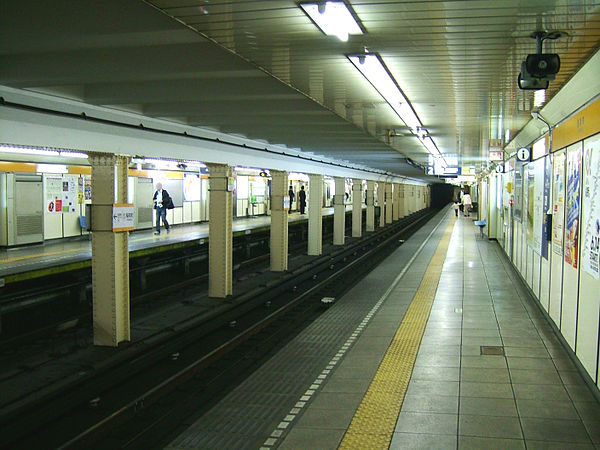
[
  {"x1": 308, "y1": 174, "x2": 323, "y2": 256},
  {"x1": 377, "y1": 182, "x2": 385, "y2": 228},
  {"x1": 206, "y1": 163, "x2": 233, "y2": 297},
  {"x1": 352, "y1": 178, "x2": 363, "y2": 237},
  {"x1": 366, "y1": 180, "x2": 375, "y2": 232},
  {"x1": 333, "y1": 177, "x2": 346, "y2": 245},
  {"x1": 270, "y1": 170, "x2": 289, "y2": 271},
  {"x1": 88, "y1": 152, "x2": 131, "y2": 347}
]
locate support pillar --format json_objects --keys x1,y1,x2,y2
[
  {"x1": 385, "y1": 182, "x2": 393, "y2": 224},
  {"x1": 207, "y1": 163, "x2": 233, "y2": 298},
  {"x1": 270, "y1": 170, "x2": 289, "y2": 271},
  {"x1": 89, "y1": 153, "x2": 130, "y2": 347},
  {"x1": 366, "y1": 180, "x2": 375, "y2": 232},
  {"x1": 308, "y1": 174, "x2": 323, "y2": 256},
  {"x1": 393, "y1": 183, "x2": 400, "y2": 221},
  {"x1": 333, "y1": 177, "x2": 346, "y2": 245},
  {"x1": 377, "y1": 182, "x2": 385, "y2": 228},
  {"x1": 352, "y1": 178, "x2": 362, "y2": 237},
  {"x1": 398, "y1": 183, "x2": 406, "y2": 218}
]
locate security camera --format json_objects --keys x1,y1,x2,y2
[{"x1": 517, "y1": 30, "x2": 564, "y2": 91}]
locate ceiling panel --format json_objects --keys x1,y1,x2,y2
[{"x1": 1, "y1": 0, "x2": 599, "y2": 180}]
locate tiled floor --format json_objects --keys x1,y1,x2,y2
[{"x1": 390, "y1": 216, "x2": 600, "y2": 449}]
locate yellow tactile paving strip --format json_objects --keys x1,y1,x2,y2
[{"x1": 338, "y1": 216, "x2": 456, "y2": 450}]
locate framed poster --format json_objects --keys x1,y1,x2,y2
[
  {"x1": 581, "y1": 135, "x2": 600, "y2": 279},
  {"x1": 552, "y1": 150, "x2": 566, "y2": 255},
  {"x1": 565, "y1": 145, "x2": 582, "y2": 269}
]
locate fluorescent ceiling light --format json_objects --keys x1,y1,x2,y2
[
  {"x1": 0, "y1": 145, "x2": 59, "y2": 157},
  {"x1": 59, "y1": 151, "x2": 88, "y2": 159},
  {"x1": 300, "y1": 1, "x2": 363, "y2": 42},
  {"x1": 347, "y1": 53, "x2": 420, "y2": 133},
  {"x1": 347, "y1": 53, "x2": 446, "y2": 164}
]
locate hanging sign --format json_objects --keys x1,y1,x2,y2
[
  {"x1": 112, "y1": 203, "x2": 135, "y2": 232},
  {"x1": 516, "y1": 147, "x2": 531, "y2": 162}
]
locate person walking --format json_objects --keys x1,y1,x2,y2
[
  {"x1": 153, "y1": 182, "x2": 171, "y2": 234},
  {"x1": 298, "y1": 185, "x2": 307, "y2": 214},
  {"x1": 462, "y1": 192, "x2": 472, "y2": 217},
  {"x1": 453, "y1": 200, "x2": 460, "y2": 217},
  {"x1": 288, "y1": 185, "x2": 295, "y2": 214}
]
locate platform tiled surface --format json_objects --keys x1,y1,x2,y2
[{"x1": 389, "y1": 217, "x2": 600, "y2": 449}]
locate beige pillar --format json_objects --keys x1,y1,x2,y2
[
  {"x1": 270, "y1": 170, "x2": 289, "y2": 271},
  {"x1": 333, "y1": 177, "x2": 346, "y2": 245},
  {"x1": 410, "y1": 185, "x2": 417, "y2": 213},
  {"x1": 393, "y1": 183, "x2": 400, "y2": 221},
  {"x1": 417, "y1": 186, "x2": 422, "y2": 210},
  {"x1": 366, "y1": 180, "x2": 375, "y2": 232},
  {"x1": 385, "y1": 182, "x2": 393, "y2": 224},
  {"x1": 398, "y1": 183, "x2": 406, "y2": 218},
  {"x1": 207, "y1": 163, "x2": 233, "y2": 298},
  {"x1": 377, "y1": 182, "x2": 385, "y2": 228},
  {"x1": 308, "y1": 174, "x2": 323, "y2": 256},
  {"x1": 352, "y1": 178, "x2": 362, "y2": 237},
  {"x1": 89, "y1": 153, "x2": 130, "y2": 347}
]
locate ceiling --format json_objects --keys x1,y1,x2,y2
[{"x1": 1, "y1": 1, "x2": 599, "y2": 179}]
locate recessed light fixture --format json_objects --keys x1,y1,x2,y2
[
  {"x1": 347, "y1": 53, "x2": 445, "y2": 161},
  {"x1": 299, "y1": 1, "x2": 363, "y2": 42}
]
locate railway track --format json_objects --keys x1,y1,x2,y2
[{"x1": 0, "y1": 210, "x2": 435, "y2": 449}]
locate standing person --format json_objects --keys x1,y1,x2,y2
[
  {"x1": 453, "y1": 200, "x2": 460, "y2": 217},
  {"x1": 288, "y1": 185, "x2": 295, "y2": 214},
  {"x1": 153, "y1": 182, "x2": 171, "y2": 234},
  {"x1": 298, "y1": 185, "x2": 307, "y2": 214},
  {"x1": 462, "y1": 191, "x2": 472, "y2": 217}
]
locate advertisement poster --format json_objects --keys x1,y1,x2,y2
[
  {"x1": 514, "y1": 163, "x2": 523, "y2": 222},
  {"x1": 526, "y1": 163, "x2": 535, "y2": 246},
  {"x1": 532, "y1": 159, "x2": 545, "y2": 255},
  {"x1": 45, "y1": 176, "x2": 63, "y2": 213},
  {"x1": 183, "y1": 173, "x2": 201, "y2": 201},
  {"x1": 541, "y1": 155, "x2": 552, "y2": 260},
  {"x1": 84, "y1": 176, "x2": 92, "y2": 200},
  {"x1": 61, "y1": 175, "x2": 78, "y2": 213},
  {"x1": 581, "y1": 136, "x2": 600, "y2": 279},
  {"x1": 565, "y1": 146, "x2": 582, "y2": 268},
  {"x1": 552, "y1": 151, "x2": 566, "y2": 255}
]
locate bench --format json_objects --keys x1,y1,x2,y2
[{"x1": 474, "y1": 218, "x2": 487, "y2": 239}]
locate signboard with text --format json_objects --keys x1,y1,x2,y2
[{"x1": 112, "y1": 203, "x2": 135, "y2": 232}]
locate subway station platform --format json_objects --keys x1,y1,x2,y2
[
  {"x1": 166, "y1": 210, "x2": 600, "y2": 450},
  {"x1": 0, "y1": 208, "x2": 337, "y2": 280}
]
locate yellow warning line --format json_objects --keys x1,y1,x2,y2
[{"x1": 338, "y1": 216, "x2": 456, "y2": 449}]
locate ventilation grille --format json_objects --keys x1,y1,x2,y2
[
  {"x1": 16, "y1": 214, "x2": 43, "y2": 236},
  {"x1": 138, "y1": 207, "x2": 153, "y2": 223}
]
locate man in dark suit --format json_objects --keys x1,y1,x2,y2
[
  {"x1": 153, "y1": 182, "x2": 171, "y2": 234},
  {"x1": 298, "y1": 185, "x2": 307, "y2": 214}
]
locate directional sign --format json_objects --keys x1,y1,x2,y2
[
  {"x1": 516, "y1": 147, "x2": 531, "y2": 162},
  {"x1": 113, "y1": 203, "x2": 134, "y2": 232}
]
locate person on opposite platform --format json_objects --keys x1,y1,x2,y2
[
  {"x1": 288, "y1": 185, "x2": 295, "y2": 214},
  {"x1": 153, "y1": 182, "x2": 173, "y2": 234},
  {"x1": 298, "y1": 185, "x2": 307, "y2": 214}
]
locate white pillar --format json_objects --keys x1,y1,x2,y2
[
  {"x1": 270, "y1": 170, "x2": 289, "y2": 271},
  {"x1": 385, "y1": 182, "x2": 393, "y2": 224},
  {"x1": 377, "y1": 182, "x2": 385, "y2": 228},
  {"x1": 352, "y1": 178, "x2": 362, "y2": 237},
  {"x1": 206, "y1": 163, "x2": 233, "y2": 298},
  {"x1": 393, "y1": 183, "x2": 400, "y2": 221},
  {"x1": 333, "y1": 176, "x2": 346, "y2": 245},
  {"x1": 308, "y1": 174, "x2": 323, "y2": 256},
  {"x1": 89, "y1": 152, "x2": 130, "y2": 347},
  {"x1": 366, "y1": 180, "x2": 375, "y2": 232}
]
